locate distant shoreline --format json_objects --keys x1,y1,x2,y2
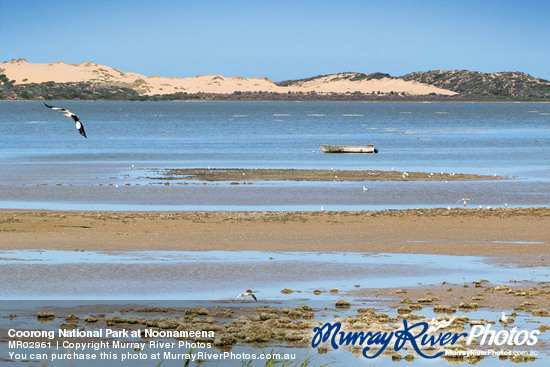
[{"x1": 1, "y1": 94, "x2": 549, "y2": 103}]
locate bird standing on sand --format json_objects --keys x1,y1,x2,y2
[
  {"x1": 44, "y1": 103, "x2": 87, "y2": 138},
  {"x1": 234, "y1": 289, "x2": 257, "y2": 301}
]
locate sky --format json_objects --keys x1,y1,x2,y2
[{"x1": 1, "y1": 0, "x2": 549, "y2": 81}]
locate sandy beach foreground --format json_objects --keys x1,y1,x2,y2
[
  {"x1": 2, "y1": 208, "x2": 549, "y2": 364},
  {"x1": 1, "y1": 208, "x2": 548, "y2": 266}
]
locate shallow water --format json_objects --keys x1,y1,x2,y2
[
  {"x1": 1, "y1": 250, "x2": 547, "y2": 300},
  {"x1": 0, "y1": 298, "x2": 548, "y2": 366},
  {"x1": 1, "y1": 101, "x2": 549, "y2": 210},
  {"x1": 0, "y1": 179, "x2": 549, "y2": 211}
]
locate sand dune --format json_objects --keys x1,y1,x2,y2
[
  {"x1": 288, "y1": 73, "x2": 456, "y2": 95},
  {"x1": 1, "y1": 58, "x2": 456, "y2": 96}
]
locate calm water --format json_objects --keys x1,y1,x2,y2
[
  {"x1": 1, "y1": 250, "x2": 547, "y2": 300},
  {"x1": 1, "y1": 101, "x2": 549, "y2": 210}
]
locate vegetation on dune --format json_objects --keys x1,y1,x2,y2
[
  {"x1": 402, "y1": 70, "x2": 550, "y2": 98},
  {"x1": 276, "y1": 74, "x2": 334, "y2": 87},
  {"x1": 0, "y1": 80, "x2": 141, "y2": 100},
  {"x1": 0, "y1": 74, "x2": 15, "y2": 87},
  {"x1": 276, "y1": 72, "x2": 392, "y2": 86},
  {"x1": 1, "y1": 68, "x2": 550, "y2": 101}
]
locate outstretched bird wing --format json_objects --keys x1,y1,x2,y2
[
  {"x1": 74, "y1": 117, "x2": 87, "y2": 138},
  {"x1": 44, "y1": 103, "x2": 68, "y2": 113},
  {"x1": 44, "y1": 103, "x2": 87, "y2": 138},
  {"x1": 251, "y1": 294, "x2": 257, "y2": 301}
]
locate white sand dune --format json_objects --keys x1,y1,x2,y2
[
  {"x1": 288, "y1": 73, "x2": 456, "y2": 96},
  {"x1": 1, "y1": 58, "x2": 457, "y2": 96}
]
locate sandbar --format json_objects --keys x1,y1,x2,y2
[
  {"x1": 1, "y1": 208, "x2": 548, "y2": 267},
  {"x1": 151, "y1": 168, "x2": 505, "y2": 182}
]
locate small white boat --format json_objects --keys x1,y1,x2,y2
[{"x1": 320, "y1": 144, "x2": 378, "y2": 153}]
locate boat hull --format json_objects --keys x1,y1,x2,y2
[{"x1": 320, "y1": 144, "x2": 378, "y2": 153}]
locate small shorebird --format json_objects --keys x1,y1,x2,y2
[
  {"x1": 500, "y1": 312, "x2": 515, "y2": 325},
  {"x1": 362, "y1": 186, "x2": 369, "y2": 192},
  {"x1": 234, "y1": 289, "x2": 257, "y2": 301},
  {"x1": 402, "y1": 172, "x2": 409, "y2": 178},
  {"x1": 320, "y1": 206, "x2": 325, "y2": 212},
  {"x1": 457, "y1": 198, "x2": 471, "y2": 208},
  {"x1": 44, "y1": 103, "x2": 87, "y2": 138}
]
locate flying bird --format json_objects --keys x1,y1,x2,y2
[
  {"x1": 457, "y1": 198, "x2": 471, "y2": 208},
  {"x1": 234, "y1": 289, "x2": 257, "y2": 301},
  {"x1": 44, "y1": 103, "x2": 87, "y2": 138}
]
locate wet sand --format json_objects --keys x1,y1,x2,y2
[
  {"x1": 152, "y1": 168, "x2": 505, "y2": 182},
  {"x1": 352, "y1": 280, "x2": 550, "y2": 312},
  {"x1": 2, "y1": 208, "x2": 549, "y2": 364},
  {"x1": 1, "y1": 208, "x2": 548, "y2": 267}
]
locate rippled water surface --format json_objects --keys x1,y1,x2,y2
[{"x1": 1, "y1": 101, "x2": 549, "y2": 210}]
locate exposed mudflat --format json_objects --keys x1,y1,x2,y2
[
  {"x1": 1, "y1": 208, "x2": 548, "y2": 267},
  {"x1": 151, "y1": 168, "x2": 506, "y2": 182}
]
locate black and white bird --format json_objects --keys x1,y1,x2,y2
[
  {"x1": 44, "y1": 103, "x2": 87, "y2": 138},
  {"x1": 234, "y1": 289, "x2": 257, "y2": 301}
]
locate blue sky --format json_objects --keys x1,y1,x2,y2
[{"x1": 2, "y1": 0, "x2": 549, "y2": 81}]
